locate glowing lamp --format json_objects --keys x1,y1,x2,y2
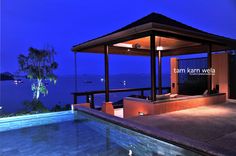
[
  {"x1": 113, "y1": 43, "x2": 133, "y2": 48},
  {"x1": 138, "y1": 112, "x2": 145, "y2": 116},
  {"x1": 156, "y1": 46, "x2": 163, "y2": 51}
]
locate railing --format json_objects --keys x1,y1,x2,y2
[{"x1": 72, "y1": 87, "x2": 171, "y2": 109}]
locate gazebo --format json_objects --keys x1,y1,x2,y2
[{"x1": 72, "y1": 13, "x2": 236, "y2": 117}]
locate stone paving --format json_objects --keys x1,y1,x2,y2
[{"x1": 128, "y1": 102, "x2": 236, "y2": 154}]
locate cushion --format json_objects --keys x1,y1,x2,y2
[{"x1": 156, "y1": 93, "x2": 170, "y2": 100}]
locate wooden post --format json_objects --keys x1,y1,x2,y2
[
  {"x1": 150, "y1": 34, "x2": 157, "y2": 101},
  {"x1": 104, "y1": 45, "x2": 110, "y2": 102},
  {"x1": 208, "y1": 44, "x2": 212, "y2": 94},
  {"x1": 91, "y1": 94, "x2": 95, "y2": 108},
  {"x1": 74, "y1": 52, "x2": 78, "y2": 92},
  {"x1": 158, "y1": 50, "x2": 162, "y2": 95},
  {"x1": 73, "y1": 94, "x2": 77, "y2": 104},
  {"x1": 141, "y1": 90, "x2": 144, "y2": 98},
  {"x1": 86, "y1": 95, "x2": 90, "y2": 103}
]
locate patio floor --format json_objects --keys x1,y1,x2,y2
[{"x1": 128, "y1": 102, "x2": 236, "y2": 154}]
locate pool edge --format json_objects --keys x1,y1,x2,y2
[{"x1": 76, "y1": 107, "x2": 233, "y2": 156}]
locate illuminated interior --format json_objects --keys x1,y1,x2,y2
[{"x1": 113, "y1": 36, "x2": 200, "y2": 51}]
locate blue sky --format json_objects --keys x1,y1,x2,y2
[{"x1": 1, "y1": 0, "x2": 236, "y2": 75}]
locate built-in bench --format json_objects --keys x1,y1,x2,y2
[{"x1": 123, "y1": 93, "x2": 226, "y2": 118}]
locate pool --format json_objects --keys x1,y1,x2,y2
[{"x1": 0, "y1": 111, "x2": 200, "y2": 156}]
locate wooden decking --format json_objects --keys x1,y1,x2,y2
[{"x1": 128, "y1": 102, "x2": 236, "y2": 155}]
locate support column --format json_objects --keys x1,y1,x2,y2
[
  {"x1": 104, "y1": 45, "x2": 109, "y2": 102},
  {"x1": 102, "y1": 45, "x2": 114, "y2": 115},
  {"x1": 158, "y1": 50, "x2": 162, "y2": 95},
  {"x1": 212, "y1": 53, "x2": 229, "y2": 98},
  {"x1": 74, "y1": 52, "x2": 78, "y2": 92},
  {"x1": 171, "y1": 58, "x2": 178, "y2": 94},
  {"x1": 208, "y1": 44, "x2": 212, "y2": 94},
  {"x1": 150, "y1": 34, "x2": 157, "y2": 101}
]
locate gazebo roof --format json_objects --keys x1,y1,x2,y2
[
  {"x1": 111, "y1": 13, "x2": 206, "y2": 34},
  {"x1": 72, "y1": 12, "x2": 236, "y2": 56}
]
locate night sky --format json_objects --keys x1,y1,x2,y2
[{"x1": 1, "y1": 0, "x2": 236, "y2": 76}]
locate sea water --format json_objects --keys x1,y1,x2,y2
[{"x1": 0, "y1": 74, "x2": 170, "y2": 113}]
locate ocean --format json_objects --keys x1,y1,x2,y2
[{"x1": 0, "y1": 74, "x2": 170, "y2": 113}]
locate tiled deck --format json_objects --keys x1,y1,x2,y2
[{"x1": 128, "y1": 102, "x2": 236, "y2": 154}]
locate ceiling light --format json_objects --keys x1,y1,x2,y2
[
  {"x1": 113, "y1": 43, "x2": 133, "y2": 48},
  {"x1": 156, "y1": 37, "x2": 163, "y2": 51},
  {"x1": 156, "y1": 46, "x2": 163, "y2": 51}
]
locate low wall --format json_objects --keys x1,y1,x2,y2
[
  {"x1": 73, "y1": 103, "x2": 90, "y2": 109},
  {"x1": 123, "y1": 93, "x2": 226, "y2": 118}
]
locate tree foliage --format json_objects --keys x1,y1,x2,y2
[{"x1": 18, "y1": 47, "x2": 58, "y2": 99}]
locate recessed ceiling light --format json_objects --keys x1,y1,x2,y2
[
  {"x1": 156, "y1": 46, "x2": 163, "y2": 51},
  {"x1": 113, "y1": 43, "x2": 133, "y2": 48}
]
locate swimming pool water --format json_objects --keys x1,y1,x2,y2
[
  {"x1": 0, "y1": 111, "x2": 75, "y2": 132},
  {"x1": 0, "y1": 111, "x2": 200, "y2": 156}
]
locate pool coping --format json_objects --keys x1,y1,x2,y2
[
  {"x1": 76, "y1": 107, "x2": 234, "y2": 156},
  {"x1": 0, "y1": 111, "x2": 73, "y2": 124},
  {"x1": 0, "y1": 111, "x2": 74, "y2": 132}
]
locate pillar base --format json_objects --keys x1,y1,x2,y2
[{"x1": 102, "y1": 102, "x2": 114, "y2": 115}]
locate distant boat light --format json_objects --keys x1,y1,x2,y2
[
  {"x1": 113, "y1": 43, "x2": 133, "y2": 48},
  {"x1": 120, "y1": 80, "x2": 126, "y2": 86},
  {"x1": 123, "y1": 80, "x2": 126, "y2": 86},
  {"x1": 13, "y1": 79, "x2": 23, "y2": 85}
]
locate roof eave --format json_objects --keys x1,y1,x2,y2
[
  {"x1": 152, "y1": 23, "x2": 236, "y2": 48},
  {"x1": 72, "y1": 22, "x2": 154, "y2": 52},
  {"x1": 72, "y1": 22, "x2": 236, "y2": 52}
]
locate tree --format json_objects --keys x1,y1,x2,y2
[{"x1": 18, "y1": 47, "x2": 58, "y2": 100}]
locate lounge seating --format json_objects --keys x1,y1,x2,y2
[
  {"x1": 156, "y1": 93, "x2": 170, "y2": 100},
  {"x1": 156, "y1": 93, "x2": 178, "y2": 100},
  {"x1": 170, "y1": 94, "x2": 178, "y2": 98},
  {"x1": 124, "y1": 93, "x2": 226, "y2": 118}
]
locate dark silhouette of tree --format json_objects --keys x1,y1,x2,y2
[{"x1": 18, "y1": 47, "x2": 58, "y2": 99}]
